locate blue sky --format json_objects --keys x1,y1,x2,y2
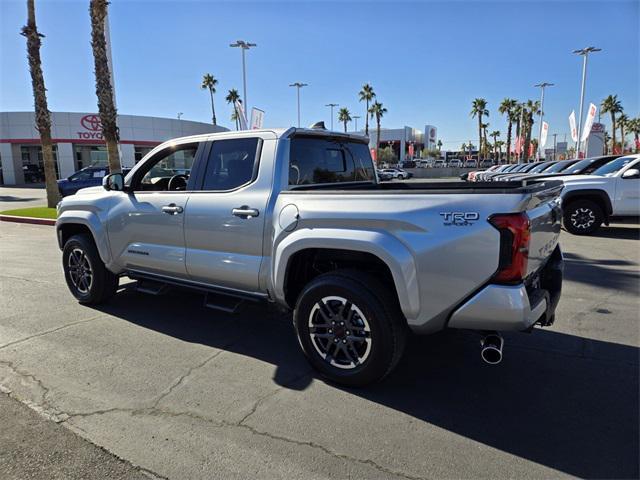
[{"x1": 1, "y1": 0, "x2": 638, "y2": 149}]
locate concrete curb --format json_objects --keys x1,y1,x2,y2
[{"x1": 0, "y1": 214, "x2": 56, "y2": 226}]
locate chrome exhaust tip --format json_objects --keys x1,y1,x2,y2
[{"x1": 481, "y1": 333, "x2": 504, "y2": 365}]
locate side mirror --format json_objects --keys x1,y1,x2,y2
[
  {"x1": 621, "y1": 168, "x2": 640, "y2": 179},
  {"x1": 103, "y1": 172, "x2": 124, "y2": 191}
]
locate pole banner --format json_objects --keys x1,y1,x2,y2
[
  {"x1": 235, "y1": 100, "x2": 248, "y2": 130},
  {"x1": 250, "y1": 108, "x2": 264, "y2": 130},
  {"x1": 540, "y1": 121, "x2": 549, "y2": 148},
  {"x1": 569, "y1": 111, "x2": 578, "y2": 142},
  {"x1": 580, "y1": 103, "x2": 597, "y2": 142}
]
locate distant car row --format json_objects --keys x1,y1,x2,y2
[
  {"x1": 464, "y1": 154, "x2": 640, "y2": 235},
  {"x1": 408, "y1": 158, "x2": 496, "y2": 169}
]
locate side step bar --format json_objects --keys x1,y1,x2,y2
[{"x1": 126, "y1": 270, "x2": 266, "y2": 314}]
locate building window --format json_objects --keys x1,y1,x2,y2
[
  {"x1": 134, "y1": 146, "x2": 153, "y2": 163},
  {"x1": 89, "y1": 146, "x2": 108, "y2": 166}
]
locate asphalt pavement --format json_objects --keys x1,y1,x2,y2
[{"x1": 0, "y1": 217, "x2": 638, "y2": 479}]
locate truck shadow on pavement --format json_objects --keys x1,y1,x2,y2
[
  {"x1": 562, "y1": 252, "x2": 639, "y2": 295},
  {"x1": 95, "y1": 287, "x2": 639, "y2": 480}
]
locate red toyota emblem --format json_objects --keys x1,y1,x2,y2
[{"x1": 80, "y1": 114, "x2": 102, "y2": 131}]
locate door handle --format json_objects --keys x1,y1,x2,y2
[
  {"x1": 162, "y1": 204, "x2": 184, "y2": 215},
  {"x1": 232, "y1": 206, "x2": 259, "y2": 218}
]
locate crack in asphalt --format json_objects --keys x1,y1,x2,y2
[
  {"x1": 0, "y1": 273, "x2": 57, "y2": 285},
  {"x1": 152, "y1": 349, "x2": 228, "y2": 409},
  {"x1": 65, "y1": 405, "x2": 424, "y2": 480},
  {"x1": 0, "y1": 315, "x2": 105, "y2": 351}
]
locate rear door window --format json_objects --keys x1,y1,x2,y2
[
  {"x1": 289, "y1": 137, "x2": 375, "y2": 186},
  {"x1": 200, "y1": 138, "x2": 260, "y2": 191}
]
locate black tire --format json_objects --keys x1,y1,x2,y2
[
  {"x1": 563, "y1": 199, "x2": 604, "y2": 235},
  {"x1": 293, "y1": 270, "x2": 407, "y2": 387},
  {"x1": 62, "y1": 234, "x2": 118, "y2": 304}
]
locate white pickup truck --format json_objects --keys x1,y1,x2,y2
[
  {"x1": 56, "y1": 127, "x2": 564, "y2": 385},
  {"x1": 531, "y1": 154, "x2": 640, "y2": 235}
]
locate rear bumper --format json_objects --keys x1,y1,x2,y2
[{"x1": 448, "y1": 246, "x2": 563, "y2": 332}]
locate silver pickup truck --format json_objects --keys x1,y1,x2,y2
[{"x1": 56, "y1": 127, "x2": 564, "y2": 386}]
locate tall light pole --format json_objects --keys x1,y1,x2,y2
[
  {"x1": 325, "y1": 103, "x2": 338, "y2": 130},
  {"x1": 352, "y1": 115, "x2": 361, "y2": 132},
  {"x1": 177, "y1": 112, "x2": 183, "y2": 120},
  {"x1": 534, "y1": 82, "x2": 554, "y2": 159},
  {"x1": 573, "y1": 46, "x2": 601, "y2": 158},
  {"x1": 289, "y1": 82, "x2": 308, "y2": 127},
  {"x1": 552, "y1": 133, "x2": 558, "y2": 161},
  {"x1": 230, "y1": 40, "x2": 257, "y2": 112}
]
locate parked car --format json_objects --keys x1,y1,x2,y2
[
  {"x1": 23, "y1": 164, "x2": 44, "y2": 183},
  {"x1": 489, "y1": 161, "x2": 552, "y2": 181},
  {"x1": 507, "y1": 155, "x2": 620, "y2": 183},
  {"x1": 448, "y1": 159, "x2": 462, "y2": 168},
  {"x1": 433, "y1": 159, "x2": 447, "y2": 168},
  {"x1": 380, "y1": 168, "x2": 413, "y2": 179},
  {"x1": 58, "y1": 166, "x2": 132, "y2": 197},
  {"x1": 376, "y1": 169, "x2": 393, "y2": 181},
  {"x1": 463, "y1": 159, "x2": 477, "y2": 168},
  {"x1": 57, "y1": 127, "x2": 564, "y2": 386},
  {"x1": 480, "y1": 159, "x2": 494, "y2": 168},
  {"x1": 399, "y1": 160, "x2": 416, "y2": 168},
  {"x1": 544, "y1": 154, "x2": 640, "y2": 235}
]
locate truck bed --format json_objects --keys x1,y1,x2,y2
[{"x1": 288, "y1": 179, "x2": 564, "y2": 195}]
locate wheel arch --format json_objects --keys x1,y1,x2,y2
[
  {"x1": 56, "y1": 214, "x2": 111, "y2": 265},
  {"x1": 273, "y1": 229, "x2": 420, "y2": 321},
  {"x1": 563, "y1": 189, "x2": 612, "y2": 218}
]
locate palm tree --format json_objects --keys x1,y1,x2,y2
[
  {"x1": 337, "y1": 107, "x2": 352, "y2": 133},
  {"x1": 470, "y1": 98, "x2": 488, "y2": 160},
  {"x1": 617, "y1": 113, "x2": 629, "y2": 153},
  {"x1": 225, "y1": 89, "x2": 240, "y2": 130},
  {"x1": 481, "y1": 122, "x2": 490, "y2": 159},
  {"x1": 495, "y1": 140, "x2": 505, "y2": 161},
  {"x1": 359, "y1": 83, "x2": 375, "y2": 136},
  {"x1": 601, "y1": 94, "x2": 623, "y2": 154},
  {"x1": 21, "y1": 0, "x2": 59, "y2": 208},
  {"x1": 201, "y1": 73, "x2": 218, "y2": 125},
  {"x1": 89, "y1": 0, "x2": 120, "y2": 174},
  {"x1": 490, "y1": 130, "x2": 500, "y2": 160},
  {"x1": 499, "y1": 98, "x2": 517, "y2": 163},
  {"x1": 522, "y1": 100, "x2": 540, "y2": 161},
  {"x1": 368, "y1": 101, "x2": 387, "y2": 162},
  {"x1": 628, "y1": 117, "x2": 640, "y2": 153},
  {"x1": 437, "y1": 139, "x2": 442, "y2": 152}
]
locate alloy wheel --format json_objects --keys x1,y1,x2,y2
[
  {"x1": 68, "y1": 247, "x2": 93, "y2": 294},
  {"x1": 308, "y1": 296, "x2": 372, "y2": 369},
  {"x1": 570, "y1": 207, "x2": 596, "y2": 230}
]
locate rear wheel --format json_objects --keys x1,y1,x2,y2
[
  {"x1": 62, "y1": 234, "x2": 118, "y2": 304},
  {"x1": 293, "y1": 270, "x2": 407, "y2": 387},
  {"x1": 563, "y1": 199, "x2": 604, "y2": 235}
]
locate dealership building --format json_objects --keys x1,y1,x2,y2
[
  {"x1": 0, "y1": 111, "x2": 227, "y2": 185},
  {"x1": 357, "y1": 125, "x2": 438, "y2": 160}
]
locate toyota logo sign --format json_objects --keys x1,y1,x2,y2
[
  {"x1": 77, "y1": 114, "x2": 104, "y2": 140},
  {"x1": 80, "y1": 114, "x2": 102, "y2": 131}
]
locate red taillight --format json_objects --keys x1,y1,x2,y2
[{"x1": 489, "y1": 212, "x2": 531, "y2": 284}]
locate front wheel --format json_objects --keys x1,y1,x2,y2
[
  {"x1": 293, "y1": 270, "x2": 407, "y2": 387},
  {"x1": 62, "y1": 234, "x2": 118, "y2": 304},
  {"x1": 563, "y1": 199, "x2": 604, "y2": 235}
]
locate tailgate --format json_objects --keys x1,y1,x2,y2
[{"x1": 526, "y1": 183, "x2": 563, "y2": 277}]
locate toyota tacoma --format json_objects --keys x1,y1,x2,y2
[{"x1": 56, "y1": 127, "x2": 564, "y2": 386}]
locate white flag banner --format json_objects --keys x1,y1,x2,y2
[
  {"x1": 580, "y1": 103, "x2": 597, "y2": 142},
  {"x1": 569, "y1": 111, "x2": 578, "y2": 142},
  {"x1": 250, "y1": 108, "x2": 264, "y2": 129},
  {"x1": 540, "y1": 121, "x2": 549, "y2": 148},
  {"x1": 235, "y1": 100, "x2": 248, "y2": 130}
]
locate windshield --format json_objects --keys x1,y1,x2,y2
[
  {"x1": 563, "y1": 158, "x2": 593, "y2": 174},
  {"x1": 592, "y1": 156, "x2": 638, "y2": 176},
  {"x1": 528, "y1": 162, "x2": 554, "y2": 173},
  {"x1": 543, "y1": 160, "x2": 579, "y2": 173}
]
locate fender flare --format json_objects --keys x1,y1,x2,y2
[
  {"x1": 562, "y1": 189, "x2": 613, "y2": 217},
  {"x1": 56, "y1": 212, "x2": 112, "y2": 265},
  {"x1": 272, "y1": 228, "x2": 420, "y2": 321}
]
